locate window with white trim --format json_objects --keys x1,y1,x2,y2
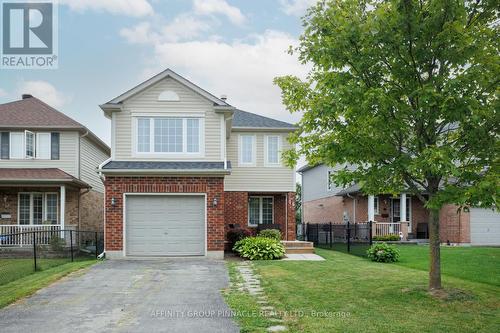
[
  {"x1": 248, "y1": 196, "x2": 273, "y2": 226},
  {"x1": 135, "y1": 117, "x2": 203, "y2": 154},
  {"x1": 327, "y1": 170, "x2": 334, "y2": 191},
  {"x1": 10, "y1": 132, "x2": 24, "y2": 159},
  {"x1": 239, "y1": 135, "x2": 255, "y2": 165},
  {"x1": 25, "y1": 130, "x2": 34, "y2": 158},
  {"x1": 36, "y1": 133, "x2": 51, "y2": 159},
  {"x1": 374, "y1": 196, "x2": 379, "y2": 215},
  {"x1": 265, "y1": 135, "x2": 280, "y2": 166},
  {"x1": 18, "y1": 193, "x2": 59, "y2": 225},
  {"x1": 8, "y1": 131, "x2": 52, "y2": 159}
]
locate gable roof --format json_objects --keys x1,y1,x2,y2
[
  {"x1": 0, "y1": 96, "x2": 110, "y2": 154},
  {"x1": 232, "y1": 109, "x2": 296, "y2": 130},
  {"x1": 101, "y1": 68, "x2": 233, "y2": 109}
]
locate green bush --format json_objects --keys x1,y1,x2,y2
[
  {"x1": 233, "y1": 237, "x2": 285, "y2": 260},
  {"x1": 258, "y1": 229, "x2": 281, "y2": 241},
  {"x1": 372, "y1": 234, "x2": 400, "y2": 241},
  {"x1": 366, "y1": 243, "x2": 400, "y2": 263},
  {"x1": 226, "y1": 229, "x2": 252, "y2": 250},
  {"x1": 49, "y1": 236, "x2": 65, "y2": 252}
]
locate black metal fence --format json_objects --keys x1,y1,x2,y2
[
  {"x1": 304, "y1": 221, "x2": 373, "y2": 257},
  {"x1": 0, "y1": 229, "x2": 103, "y2": 286}
]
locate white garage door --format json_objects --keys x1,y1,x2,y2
[
  {"x1": 470, "y1": 208, "x2": 500, "y2": 246},
  {"x1": 125, "y1": 195, "x2": 205, "y2": 256}
]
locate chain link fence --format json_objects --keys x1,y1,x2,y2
[{"x1": 0, "y1": 229, "x2": 103, "y2": 286}]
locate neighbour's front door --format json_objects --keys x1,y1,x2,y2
[{"x1": 392, "y1": 200, "x2": 401, "y2": 222}]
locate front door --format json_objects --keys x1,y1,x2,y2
[{"x1": 392, "y1": 199, "x2": 401, "y2": 222}]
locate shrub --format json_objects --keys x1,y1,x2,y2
[
  {"x1": 233, "y1": 237, "x2": 285, "y2": 260},
  {"x1": 226, "y1": 229, "x2": 252, "y2": 250},
  {"x1": 372, "y1": 234, "x2": 400, "y2": 241},
  {"x1": 49, "y1": 236, "x2": 65, "y2": 252},
  {"x1": 258, "y1": 229, "x2": 281, "y2": 241},
  {"x1": 366, "y1": 243, "x2": 400, "y2": 263}
]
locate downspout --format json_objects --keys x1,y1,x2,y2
[
  {"x1": 78, "y1": 187, "x2": 90, "y2": 231},
  {"x1": 78, "y1": 131, "x2": 89, "y2": 179},
  {"x1": 346, "y1": 193, "x2": 356, "y2": 223}
]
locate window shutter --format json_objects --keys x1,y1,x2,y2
[
  {"x1": 51, "y1": 133, "x2": 60, "y2": 160},
  {"x1": 0, "y1": 132, "x2": 9, "y2": 159}
]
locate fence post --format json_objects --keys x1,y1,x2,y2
[
  {"x1": 32, "y1": 232, "x2": 37, "y2": 272},
  {"x1": 70, "y1": 230, "x2": 74, "y2": 262},
  {"x1": 95, "y1": 232, "x2": 99, "y2": 259},
  {"x1": 329, "y1": 222, "x2": 333, "y2": 248},
  {"x1": 369, "y1": 220, "x2": 373, "y2": 245},
  {"x1": 346, "y1": 220, "x2": 351, "y2": 253},
  {"x1": 316, "y1": 224, "x2": 319, "y2": 246}
]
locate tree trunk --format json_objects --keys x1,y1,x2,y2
[{"x1": 428, "y1": 207, "x2": 442, "y2": 290}]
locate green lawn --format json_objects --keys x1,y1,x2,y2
[
  {"x1": 226, "y1": 247, "x2": 500, "y2": 333},
  {"x1": 0, "y1": 259, "x2": 97, "y2": 308}
]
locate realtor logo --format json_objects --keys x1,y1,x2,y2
[{"x1": 1, "y1": 0, "x2": 58, "y2": 69}]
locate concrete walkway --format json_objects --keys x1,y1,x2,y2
[{"x1": 0, "y1": 259, "x2": 239, "y2": 333}]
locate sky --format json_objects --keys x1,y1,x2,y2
[{"x1": 0, "y1": 0, "x2": 317, "y2": 148}]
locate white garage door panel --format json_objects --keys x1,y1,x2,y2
[
  {"x1": 126, "y1": 195, "x2": 205, "y2": 256},
  {"x1": 470, "y1": 208, "x2": 500, "y2": 246}
]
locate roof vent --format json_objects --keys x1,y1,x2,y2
[
  {"x1": 22, "y1": 94, "x2": 33, "y2": 99},
  {"x1": 220, "y1": 94, "x2": 227, "y2": 101}
]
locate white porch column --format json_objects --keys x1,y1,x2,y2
[
  {"x1": 368, "y1": 195, "x2": 375, "y2": 222},
  {"x1": 400, "y1": 193, "x2": 407, "y2": 222},
  {"x1": 60, "y1": 185, "x2": 65, "y2": 236}
]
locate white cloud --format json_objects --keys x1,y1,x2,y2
[
  {"x1": 0, "y1": 88, "x2": 7, "y2": 97},
  {"x1": 121, "y1": 14, "x2": 212, "y2": 44},
  {"x1": 279, "y1": 0, "x2": 318, "y2": 16},
  {"x1": 193, "y1": 0, "x2": 246, "y2": 25},
  {"x1": 60, "y1": 0, "x2": 153, "y2": 17},
  {"x1": 139, "y1": 30, "x2": 308, "y2": 124},
  {"x1": 17, "y1": 81, "x2": 71, "y2": 108}
]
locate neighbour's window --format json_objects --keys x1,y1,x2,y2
[
  {"x1": 248, "y1": 196, "x2": 274, "y2": 226},
  {"x1": 240, "y1": 135, "x2": 255, "y2": 165},
  {"x1": 36, "y1": 133, "x2": 51, "y2": 159},
  {"x1": 10, "y1": 132, "x2": 24, "y2": 159},
  {"x1": 327, "y1": 170, "x2": 334, "y2": 191},
  {"x1": 374, "y1": 196, "x2": 379, "y2": 215},
  {"x1": 8, "y1": 132, "x2": 52, "y2": 159},
  {"x1": 265, "y1": 136, "x2": 280, "y2": 165},
  {"x1": 406, "y1": 196, "x2": 411, "y2": 221},
  {"x1": 18, "y1": 193, "x2": 59, "y2": 225},
  {"x1": 25, "y1": 130, "x2": 35, "y2": 158},
  {"x1": 136, "y1": 117, "x2": 202, "y2": 154}
]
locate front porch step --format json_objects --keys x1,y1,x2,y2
[{"x1": 281, "y1": 241, "x2": 315, "y2": 254}]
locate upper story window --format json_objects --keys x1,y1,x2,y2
[
  {"x1": 158, "y1": 90, "x2": 180, "y2": 101},
  {"x1": 0, "y1": 131, "x2": 59, "y2": 160},
  {"x1": 265, "y1": 135, "x2": 281, "y2": 166},
  {"x1": 134, "y1": 117, "x2": 203, "y2": 155},
  {"x1": 239, "y1": 134, "x2": 255, "y2": 166},
  {"x1": 327, "y1": 170, "x2": 334, "y2": 191}
]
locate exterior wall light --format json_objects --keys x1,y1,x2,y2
[
  {"x1": 111, "y1": 197, "x2": 116, "y2": 206},
  {"x1": 213, "y1": 197, "x2": 218, "y2": 207}
]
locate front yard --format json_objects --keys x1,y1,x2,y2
[{"x1": 225, "y1": 246, "x2": 500, "y2": 332}]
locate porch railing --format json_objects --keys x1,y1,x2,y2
[
  {"x1": 374, "y1": 222, "x2": 401, "y2": 236},
  {"x1": 0, "y1": 225, "x2": 61, "y2": 246}
]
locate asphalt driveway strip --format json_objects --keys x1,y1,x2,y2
[{"x1": 0, "y1": 258, "x2": 239, "y2": 333}]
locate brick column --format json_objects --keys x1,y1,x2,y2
[{"x1": 286, "y1": 192, "x2": 296, "y2": 240}]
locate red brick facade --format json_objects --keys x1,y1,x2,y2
[
  {"x1": 304, "y1": 194, "x2": 470, "y2": 243},
  {"x1": 104, "y1": 176, "x2": 225, "y2": 252},
  {"x1": 224, "y1": 192, "x2": 296, "y2": 241}
]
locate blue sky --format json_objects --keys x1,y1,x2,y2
[{"x1": 0, "y1": 0, "x2": 315, "y2": 145}]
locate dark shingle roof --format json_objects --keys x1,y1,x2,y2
[
  {"x1": 0, "y1": 168, "x2": 89, "y2": 188},
  {"x1": 335, "y1": 184, "x2": 362, "y2": 196},
  {"x1": 0, "y1": 96, "x2": 83, "y2": 128},
  {"x1": 232, "y1": 109, "x2": 295, "y2": 129},
  {"x1": 102, "y1": 161, "x2": 231, "y2": 170}
]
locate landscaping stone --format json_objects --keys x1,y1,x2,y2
[{"x1": 267, "y1": 325, "x2": 288, "y2": 332}]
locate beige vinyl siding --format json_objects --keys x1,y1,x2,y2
[
  {"x1": 224, "y1": 131, "x2": 295, "y2": 192},
  {"x1": 0, "y1": 131, "x2": 79, "y2": 177},
  {"x1": 113, "y1": 77, "x2": 222, "y2": 160},
  {"x1": 79, "y1": 136, "x2": 109, "y2": 193}
]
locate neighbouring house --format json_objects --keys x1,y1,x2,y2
[
  {"x1": 98, "y1": 69, "x2": 296, "y2": 259},
  {"x1": 299, "y1": 164, "x2": 500, "y2": 246},
  {"x1": 0, "y1": 95, "x2": 110, "y2": 245}
]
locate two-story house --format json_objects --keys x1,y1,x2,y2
[
  {"x1": 299, "y1": 163, "x2": 500, "y2": 246},
  {"x1": 0, "y1": 95, "x2": 110, "y2": 242},
  {"x1": 99, "y1": 69, "x2": 296, "y2": 259}
]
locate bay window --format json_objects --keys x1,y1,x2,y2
[
  {"x1": 18, "y1": 193, "x2": 58, "y2": 225},
  {"x1": 135, "y1": 117, "x2": 203, "y2": 155},
  {"x1": 248, "y1": 196, "x2": 273, "y2": 226}
]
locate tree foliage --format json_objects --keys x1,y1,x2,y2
[{"x1": 275, "y1": 0, "x2": 499, "y2": 210}]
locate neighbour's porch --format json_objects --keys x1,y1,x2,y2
[{"x1": 0, "y1": 168, "x2": 90, "y2": 246}]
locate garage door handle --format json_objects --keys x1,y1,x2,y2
[{"x1": 164, "y1": 232, "x2": 168, "y2": 235}]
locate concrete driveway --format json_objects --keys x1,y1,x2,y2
[{"x1": 0, "y1": 259, "x2": 239, "y2": 333}]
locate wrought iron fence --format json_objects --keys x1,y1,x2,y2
[
  {"x1": 0, "y1": 229, "x2": 103, "y2": 286},
  {"x1": 305, "y1": 221, "x2": 373, "y2": 258}
]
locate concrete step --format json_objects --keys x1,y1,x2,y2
[
  {"x1": 285, "y1": 247, "x2": 315, "y2": 254},
  {"x1": 281, "y1": 241, "x2": 314, "y2": 248}
]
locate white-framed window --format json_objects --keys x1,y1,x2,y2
[
  {"x1": 248, "y1": 196, "x2": 274, "y2": 226},
  {"x1": 374, "y1": 196, "x2": 379, "y2": 215},
  {"x1": 265, "y1": 135, "x2": 281, "y2": 166},
  {"x1": 239, "y1": 134, "x2": 256, "y2": 166},
  {"x1": 134, "y1": 117, "x2": 203, "y2": 155},
  {"x1": 327, "y1": 170, "x2": 334, "y2": 191},
  {"x1": 18, "y1": 193, "x2": 59, "y2": 225},
  {"x1": 8, "y1": 131, "x2": 51, "y2": 159},
  {"x1": 391, "y1": 196, "x2": 411, "y2": 222}
]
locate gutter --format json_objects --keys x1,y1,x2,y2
[{"x1": 98, "y1": 168, "x2": 232, "y2": 175}]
